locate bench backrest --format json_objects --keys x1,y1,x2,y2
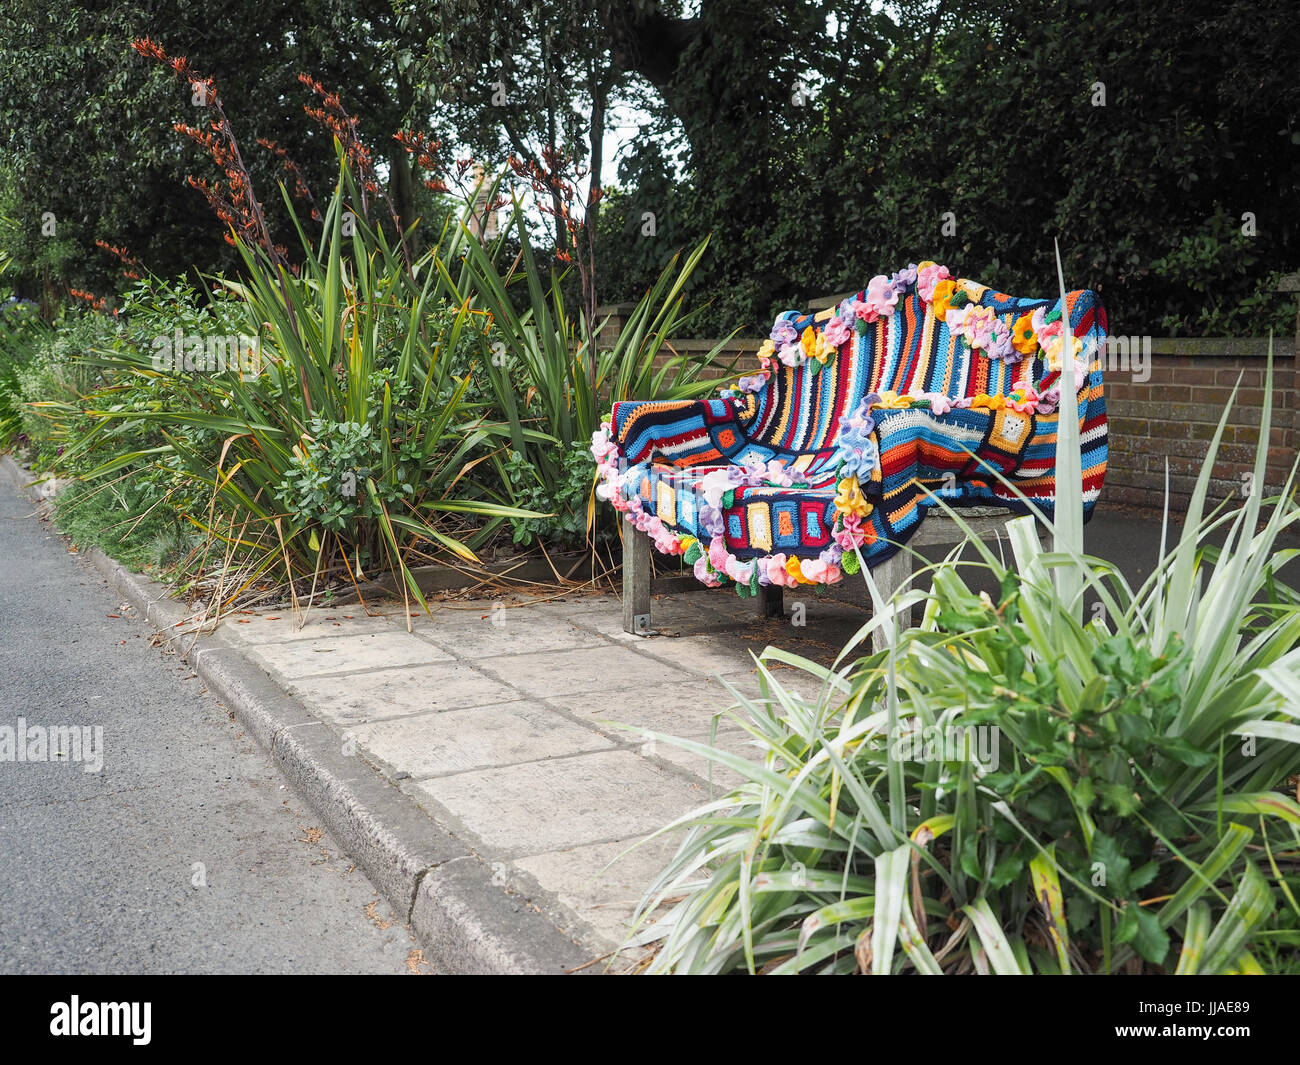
[{"x1": 738, "y1": 271, "x2": 1107, "y2": 471}]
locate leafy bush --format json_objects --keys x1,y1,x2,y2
[
  {"x1": 71, "y1": 158, "x2": 539, "y2": 607},
  {"x1": 632, "y1": 334, "x2": 1300, "y2": 974},
  {"x1": 0, "y1": 296, "x2": 50, "y2": 447},
  {"x1": 500, "y1": 440, "x2": 597, "y2": 549}
]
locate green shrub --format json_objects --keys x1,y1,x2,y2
[{"x1": 72, "y1": 157, "x2": 540, "y2": 607}]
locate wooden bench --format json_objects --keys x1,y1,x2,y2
[{"x1": 594, "y1": 264, "x2": 1106, "y2": 652}]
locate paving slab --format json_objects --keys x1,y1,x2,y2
[
  {"x1": 546, "y1": 679, "x2": 743, "y2": 741},
  {"x1": 513, "y1": 835, "x2": 681, "y2": 955},
  {"x1": 409, "y1": 749, "x2": 707, "y2": 855},
  {"x1": 217, "y1": 609, "x2": 401, "y2": 646},
  {"x1": 346, "y1": 700, "x2": 613, "y2": 779},
  {"x1": 410, "y1": 608, "x2": 607, "y2": 659},
  {"x1": 286, "y1": 662, "x2": 519, "y2": 726},
  {"x1": 476, "y1": 644, "x2": 696, "y2": 698},
  {"x1": 246, "y1": 630, "x2": 454, "y2": 679}
]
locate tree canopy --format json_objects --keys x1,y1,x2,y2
[{"x1": 2, "y1": 0, "x2": 1296, "y2": 335}]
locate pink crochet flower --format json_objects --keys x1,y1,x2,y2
[
  {"x1": 724, "y1": 557, "x2": 754, "y2": 585},
  {"x1": 708, "y1": 535, "x2": 731, "y2": 572},
  {"x1": 851, "y1": 299, "x2": 880, "y2": 324},
  {"x1": 766, "y1": 553, "x2": 799, "y2": 587},
  {"x1": 590, "y1": 426, "x2": 618, "y2": 462},
  {"x1": 944, "y1": 304, "x2": 970, "y2": 336},
  {"x1": 833, "y1": 514, "x2": 865, "y2": 550},
  {"x1": 959, "y1": 305, "x2": 998, "y2": 350},
  {"x1": 799, "y1": 558, "x2": 841, "y2": 584},
  {"x1": 917, "y1": 263, "x2": 951, "y2": 302},
  {"x1": 864, "y1": 275, "x2": 899, "y2": 318},
  {"x1": 822, "y1": 313, "x2": 854, "y2": 347},
  {"x1": 693, "y1": 555, "x2": 723, "y2": 587}
]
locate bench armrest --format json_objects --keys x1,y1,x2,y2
[{"x1": 610, "y1": 397, "x2": 748, "y2": 467}]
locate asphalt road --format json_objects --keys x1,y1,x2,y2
[{"x1": 0, "y1": 484, "x2": 430, "y2": 974}]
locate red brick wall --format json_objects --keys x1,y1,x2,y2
[{"x1": 1105, "y1": 355, "x2": 1294, "y2": 510}]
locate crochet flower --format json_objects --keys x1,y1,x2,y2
[
  {"x1": 1043, "y1": 332, "x2": 1083, "y2": 369},
  {"x1": 927, "y1": 392, "x2": 954, "y2": 415},
  {"x1": 836, "y1": 396, "x2": 877, "y2": 437},
  {"x1": 1006, "y1": 383, "x2": 1040, "y2": 413},
  {"x1": 839, "y1": 437, "x2": 879, "y2": 480},
  {"x1": 767, "y1": 553, "x2": 799, "y2": 587},
  {"x1": 945, "y1": 303, "x2": 970, "y2": 335},
  {"x1": 889, "y1": 264, "x2": 919, "y2": 292},
  {"x1": 875, "y1": 390, "x2": 915, "y2": 409},
  {"x1": 737, "y1": 372, "x2": 769, "y2": 393},
  {"x1": 917, "y1": 262, "x2": 951, "y2": 302},
  {"x1": 834, "y1": 475, "x2": 872, "y2": 518},
  {"x1": 930, "y1": 278, "x2": 958, "y2": 320},
  {"x1": 987, "y1": 318, "x2": 1018, "y2": 363},
  {"x1": 957, "y1": 304, "x2": 998, "y2": 350},
  {"x1": 590, "y1": 425, "x2": 618, "y2": 463},
  {"x1": 698, "y1": 503, "x2": 724, "y2": 538},
  {"x1": 758, "y1": 459, "x2": 795, "y2": 487},
  {"x1": 777, "y1": 341, "x2": 804, "y2": 367},
  {"x1": 799, "y1": 557, "x2": 840, "y2": 585},
  {"x1": 834, "y1": 512, "x2": 865, "y2": 549},
  {"x1": 822, "y1": 313, "x2": 854, "y2": 348},
  {"x1": 851, "y1": 298, "x2": 879, "y2": 325},
  {"x1": 724, "y1": 556, "x2": 755, "y2": 585},
  {"x1": 693, "y1": 555, "x2": 724, "y2": 587},
  {"x1": 1011, "y1": 312, "x2": 1038, "y2": 355},
  {"x1": 708, "y1": 535, "x2": 731, "y2": 573},
  {"x1": 800, "y1": 325, "x2": 836, "y2": 365},
  {"x1": 864, "y1": 274, "x2": 899, "y2": 318},
  {"x1": 1033, "y1": 306, "x2": 1060, "y2": 347},
  {"x1": 785, "y1": 556, "x2": 813, "y2": 585},
  {"x1": 756, "y1": 338, "x2": 776, "y2": 366},
  {"x1": 770, "y1": 318, "x2": 798, "y2": 346},
  {"x1": 699, "y1": 468, "x2": 735, "y2": 509}
]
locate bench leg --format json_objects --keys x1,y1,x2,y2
[
  {"x1": 622, "y1": 516, "x2": 653, "y2": 635},
  {"x1": 871, "y1": 548, "x2": 912, "y2": 655},
  {"x1": 758, "y1": 582, "x2": 784, "y2": 619}
]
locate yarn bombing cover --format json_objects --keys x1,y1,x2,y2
[{"x1": 591, "y1": 261, "x2": 1108, "y2": 595}]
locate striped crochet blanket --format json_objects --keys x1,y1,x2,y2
[{"x1": 591, "y1": 262, "x2": 1107, "y2": 593}]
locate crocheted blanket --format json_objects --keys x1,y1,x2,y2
[{"x1": 591, "y1": 261, "x2": 1107, "y2": 593}]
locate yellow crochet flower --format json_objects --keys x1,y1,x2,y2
[
  {"x1": 834, "y1": 475, "x2": 872, "y2": 518},
  {"x1": 784, "y1": 556, "x2": 814, "y2": 584},
  {"x1": 1011, "y1": 312, "x2": 1037, "y2": 355},
  {"x1": 757, "y1": 338, "x2": 776, "y2": 363},
  {"x1": 800, "y1": 325, "x2": 834, "y2": 365},
  {"x1": 875, "y1": 390, "x2": 914, "y2": 409},
  {"x1": 971, "y1": 393, "x2": 1006, "y2": 410},
  {"x1": 1043, "y1": 333, "x2": 1083, "y2": 370},
  {"x1": 931, "y1": 279, "x2": 958, "y2": 319}
]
